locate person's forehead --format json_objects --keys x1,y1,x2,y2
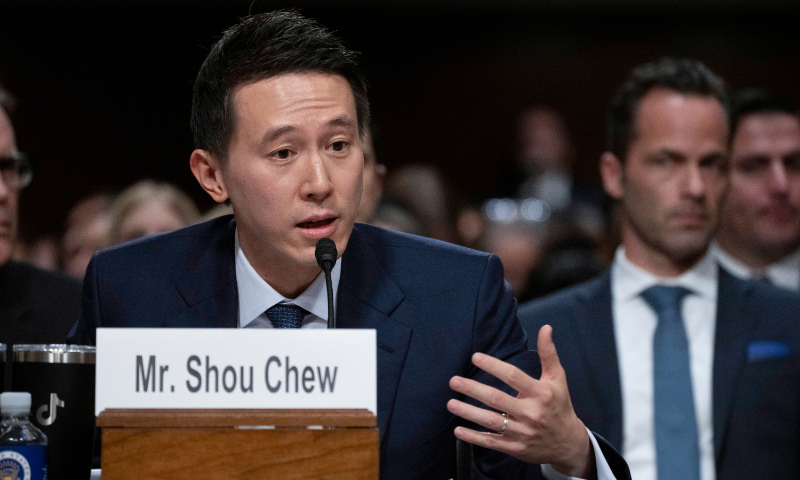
[
  {"x1": 733, "y1": 113, "x2": 800, "y2": 149},
  {"x1": 632, "y1": 88, "x2": 728, "y2": 143},
  {"x1": 0, "y1": 109, "x2": 17, "y2": 156},
  {"x1": 232, "y1": 72, "x2": 356, "y2": 120}
]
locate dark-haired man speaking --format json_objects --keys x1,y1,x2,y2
[{"x1": 69, "y1": 10, "x2": 628, "y2": 480}]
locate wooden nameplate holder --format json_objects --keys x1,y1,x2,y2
[{"x1": 97, "y1": 408, "x2": 379, "y2": 479}]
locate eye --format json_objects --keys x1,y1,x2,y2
[
  {"x1": 331, "y1": 141, "x2": 347, "y2": 152},
  {"x1": 275, "y1": 149, "x2": 291, "y2": 160}
]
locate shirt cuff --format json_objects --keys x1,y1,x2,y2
[{"x1": 540, "y1": 427, "x2": 616, "y2": 480}]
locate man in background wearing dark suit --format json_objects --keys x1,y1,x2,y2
[
  {"x1": 69, "y1": 11, "x2": 629, "y2": 480},
  {"x1": 0, "y1": 83, "x2": 82, "y2": 386},
  {"x1": 0, "y1": 84, "x2": 82, "y2": 344},
  {"x1": 520, "y1": 58, "x2": 800, "y2": 480},
  {"x1": 712, "y1": 89, "x2": 800, "y2": 290}
]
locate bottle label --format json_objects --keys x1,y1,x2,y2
[{"x1": 0, "y1": 446, "x2": 47, "y2": 480}]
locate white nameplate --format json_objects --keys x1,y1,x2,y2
[{"x1": 95, "y1": 328, "x2": 376, "y2": 416}]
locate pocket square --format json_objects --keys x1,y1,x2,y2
[{"x1": 747, "y1": 341, "x2": 791, "y2": 361}]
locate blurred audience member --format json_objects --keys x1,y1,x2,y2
[
  {"x1": 0, "y1": 82, "x2": 81, "y2": 353},
  {"x1": 62, "y1": 193, "x2": 114, "y2": 278},
  {"x1": 356, "y1": 125, "x2": 387, "y2": 224},
  {"x1": 371, "y1": 196, "x2": 425, "y2": 236},
  {"x1": 480, "y1": 220, "x2": 544, "y2": 297},
  {"x1": 25, "y1": 235, "x2": 60, "y2": 270},
  {"x1": 108, "y1": 180, "x2": 199, "y2": 246},
  {"x1": 713, "y1": 89, "x2": 800, "y2": 290},
  {"x1": 384, "y1": 164, "x2": 456, "y2": 242},
  {"x1": 493, "y1": 107, "x2": 605, "y2": 212}
]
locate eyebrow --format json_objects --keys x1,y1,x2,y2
[
  {"x1": 327, "y1": 115, "x2": 356, "y2": 129},
  {"x1": 262, "y1": 125, "x2": 297, "y2": 145},
  {"x1": 259, "y1": 116, "x2": 356, "y2": 145}
]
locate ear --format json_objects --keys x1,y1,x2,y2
[
  {"x1": 600, "y1": 151, "x2": 624, "y2": 200},
  {"x1": 190, "y1": 149, "x2": 229, "y2": 203}
]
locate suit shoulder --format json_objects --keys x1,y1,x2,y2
[
  {"x1": 354, "y1": 223, "x2": 491, "y2": 261},
  {"x1": 351, "y1": 224, "x2": 501, "y2": 294},
  {"x1": 92, "y1": 215, "x2": 233, "y2": 269},
  {"x1": 517, "y1": 272, "x2": 609, "y2": 332}
]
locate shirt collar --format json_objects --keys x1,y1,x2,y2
[
  {"x1": 235, "y1": 229, "x2": 341, "y2": 328},
  {"x1": 612, "y1": 246, "x2": 718, "y2": 303},
  {"x1": 711, "y1": 240, "x2": 800, "y2": 290}
]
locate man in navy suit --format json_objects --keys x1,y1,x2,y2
[
  {"x1": 520, "y1": 58, "x2": 800, "y2": 480},
  {"x1": 69, "y1": 11, "x2": 630, "y2": 480}
]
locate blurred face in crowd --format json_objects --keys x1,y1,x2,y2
[
  {"x1": 717, "y1": 113, "x2": 800, "y2": 267},
  {"x1": 601, "y1": 88, "x2": 729, "y2": 276},
  {"x1": 518, "y1": 108, "x2": 573, "y2": 174},
  {"x1": 191, "y1": 72, "x2": 363, "y2": 297},
  {"x1": 0, "y1": 108, "x2": 19, "y2": 266},
  {"x1": 116, "y1": 197, "x2": 187, "y2": 245}
]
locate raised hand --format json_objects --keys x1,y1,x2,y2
[{"x1": 447, "y1": 325, "x2": 595, "y2": 478}]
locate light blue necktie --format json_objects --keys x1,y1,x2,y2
[
  {"x1": 246, "y1": 304, "x2": 307, "y2": 329},
  {"x1": 641, "y1": 285, "x2": 700, "y2": 480}
]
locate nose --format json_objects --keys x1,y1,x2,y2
[
  {"x1": 767, "y1": 160, "x2": 790, "y2": 195},
  {"x1": 684, "y1": 162, "x2": 707, "y2": 199},
  {"x1": 300, "y1": 151, "x2": 333, "y2": 201}
]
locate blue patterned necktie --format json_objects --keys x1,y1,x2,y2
[
  {"x1": 265, "y1": 304, "x2": 307, "y2": 329},
  {"x1": 641, "y1": 285, "x2": 700, "y2": 480}
]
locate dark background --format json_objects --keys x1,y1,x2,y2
[{"x1": 1, "y1": 0, "x2": 799, "y2": 240}]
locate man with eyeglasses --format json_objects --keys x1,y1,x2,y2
[{"x1": 0, "y1": 82, "x2": 82, "y2": 385}]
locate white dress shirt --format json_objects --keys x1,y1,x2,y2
[
  {"x1": 710, "y1": 241, "x2": 800, "y2": 291},
  {"x1": 236, "y1": 232, "x2": 341, "y2": 328},
  {"x1": 611, "y1": 247, "x2": 717, "y2": 480},
  {"x1": 234, "y1": 230, "x2": 617, "y2": 480}
]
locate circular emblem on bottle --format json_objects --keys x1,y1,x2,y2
[{"x1": 0, "y1": 450, "x2": 32, "y2": 480}]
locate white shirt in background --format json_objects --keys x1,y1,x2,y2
[{"x1": 711, "y1": 241, "x2": 800, "y2": 291}]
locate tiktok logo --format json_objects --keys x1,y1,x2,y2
[{"x1": 36, "y1": 393, "x2": 65, "y2": 426}]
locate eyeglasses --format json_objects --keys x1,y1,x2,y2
[{"x1": 0, "y1": 154, "x2": 33, "y2": 190}]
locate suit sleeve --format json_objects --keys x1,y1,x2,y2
[
  {"x1": 469, "y1": 255, "x2": 630, "y2": 480},
  {"x1": 67, "y1": 254, "x2": 103, "y2": 346}
]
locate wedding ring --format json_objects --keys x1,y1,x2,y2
[{"x1": 497, "y1": 412, "x2": 508, "y2": 435}]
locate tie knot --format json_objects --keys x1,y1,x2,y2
[
  {"x1": 266, "y1": 303, "x2": 307, "y2": 329},
  {"x1": 641, "y1": 285, "x2": 692, "y2": 314}
]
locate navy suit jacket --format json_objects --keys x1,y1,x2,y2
[
  {"x1": 518, "y1": 269, "x2": 800, "y2": 479},
  {"x1": 69, "y1": 216, "x2": 628, "y2": 479}
]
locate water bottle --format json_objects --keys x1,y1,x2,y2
[{"x1": 0, "y1": 392, "x2": 48, "y2": 480}]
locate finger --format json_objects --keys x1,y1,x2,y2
[
  {"x1": 449, "y1": 375, "x2": 518, "y2": 415},
  {"x1": 453, "y1": 425, "x2": 517, "y2": 456},
  {"x1": 537, "y1": 325, "x2": 564, "y2": 380},
  {"x1": 447, "y1": 398, "x2": 509, "y2": 433},
  {"x1": 470, "y1": 352, "x2": 538, "y2": 395}
]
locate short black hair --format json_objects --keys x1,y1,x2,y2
[
  {"x1": 731, "y1": 88, "x2": 799, "y2": 136},
  {"x1": 607, "y1": 58, "x2": 729, "y2": 161},
  {"x1": 190, "y1": 10, "x2": 370, "y2": 160}
]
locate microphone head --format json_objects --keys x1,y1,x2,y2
[{"x1": 315, "y1": 238, "x2": 338, "y2": 271}]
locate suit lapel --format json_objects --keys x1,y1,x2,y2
[
  {"x1": 337, "y1": 226, "x2": 411, "y2": 445},
  {"x1": 712, "y1": 269, "x2": 758, "y2": 459},
  {"x1": 174, "y1": 216, "x2": 239, "y2": 329},
  {"x1": 570, "y1": 272, "x2": 624, "y2": 449}
]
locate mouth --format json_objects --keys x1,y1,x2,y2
[
  {"x1": 297, "y1": 218, "x2": 336, "y2": 229},
  {"x1": 296, "y1": 216, "x2": 338, "y2": 239}
]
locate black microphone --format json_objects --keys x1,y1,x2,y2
[{"x1": 315, "y1": 238, "x2": 337, "y2": 329}]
